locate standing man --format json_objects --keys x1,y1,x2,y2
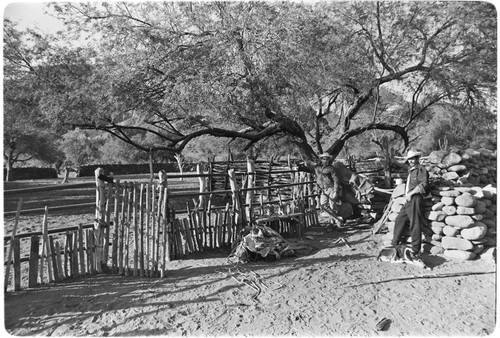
[
  {"x1": 391, "y1": 149, "x2": 429, "y2": 267},
  {"x1": 298, "y1": 153, "x2": 344, "y2": 228}
]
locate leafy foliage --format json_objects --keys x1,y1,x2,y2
[{"x1": 4, "y1": 2, "x2": 496, "y2": 171}]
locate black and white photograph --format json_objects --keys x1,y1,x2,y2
[{"x1": 2, "y1": 0, "x2": 497, "y2": 336}]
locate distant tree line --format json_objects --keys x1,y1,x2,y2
[{"x1": 3, "y1": 1, "x2": 496, "y2": 181}]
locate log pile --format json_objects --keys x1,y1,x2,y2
[{"x1": 378, "y1": 148, "x2": 497, "y2": 261}]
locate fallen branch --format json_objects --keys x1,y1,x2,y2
[{"x1": 344, "y1": 271, "x2": 496, "y2": 288}]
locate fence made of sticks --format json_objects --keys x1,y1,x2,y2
[{"x1": 4, "y1": 159, "x2": 321, "y2": 292}]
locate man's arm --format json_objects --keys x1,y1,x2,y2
[
  {"x1": 295, "y1": 160, "x2": 315, "y2": 174},
  {"x1": 406, "y1": 167, "x2": 428, "y2": 200}
]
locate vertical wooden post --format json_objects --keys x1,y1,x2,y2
[
  {"x1": 112, "y1": 179, "x2": 121, "y2": 273},
  {"x1": 155, "y1": 186, "x2": 162, "y2": 276},
  {"x1": 87, "y1": 229, "x2": 96, "y2": 275},
  {"x1": 13, "y1": 237, "x2": 21, "y2": 291},
  {"x1": 42, "y1": 207, "x2": 54, "y2": 283},
  {"x1": 64, "y1": 233, "x2": 70, "y2": 278},
  {"x1": 197, "y1": 164, "x2": 206, "y2": 209},
  {"x1": 150, "y1": 184, "x2": 156, "y2": 276},
  {"x1": 132, "y1": 182, "x2": 139, "y2": 277},
  {"x1": 139, "y1": 183, "x2": 145, "y2": 277},
  {"x1": 267, "y1": 159, "x2": 273, "y2": 201},
  {"x1": 145, "y1": 183, "x2": 151, "y2": 276},
  {"x1": 157, "y1": 171, "x2": 167, "y2": 276},
  {"x1": 228, "y1": 169, "x2": 244, "y2": 239},
  {"x1": 55, "y1": 240, "x2": 64, "y2": 281},
  {"x1": 208, "y1": 160, "x2": 214, "y2": 192},
  {"x1": 78, "y1": 224, "x2": 85, "y2": 275},
  {"x1": 246, "y1": 158, "x2": 255, "y2": 224},
  {"x1": 103, "y1": 183, "x2": 112, "y2": 271},
  {"x1": 187, "y1": 203, "x2": 201, "y2": 252},
  {"x1": 118, "y1": 182, "x2": 128, "y2": 275},
  {"x1": 94, "y1": 167, "x2": 106, "y2": 273},
  {"x1": 67, "y1": 231, "x2": 74, "y2": 278},
  {"x1": 49, "y1": 236, "x2": 60, "y2": 282},
  {"x1": 124, "y1": 182, "x2": 132, "y2": 276},
  {"x1": 223, "y1": 203, "x2": 230, "y2": 247},
  {"x1": 72, "y1": 231, "x2": 80, "y2": 278},
  {"x1": 207, "y1": 195, "x2": 213, "y2": 248},
  {"x1": 28, "y1": 235, "x2": 40, "y2": 288},
  {"x1": 4, "y1": 198, "x2": 22, "y2": 291},
  {"x1": 162, "y1": 187, "x2": 169, "y2": 277}
]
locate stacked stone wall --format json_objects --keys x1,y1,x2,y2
[{"x1": 380, "y1": 147, "x2": 496, "y2": 261}]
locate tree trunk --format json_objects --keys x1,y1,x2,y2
[
  {"x1": 5, "y1": 152, "x2": 14, "y2": 182},
  {"x1": 149, "y1": 149, "x2": 154, "y2": 183}
]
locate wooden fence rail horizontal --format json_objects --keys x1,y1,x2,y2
[{"x1": 4, "y1": 160, "x2": 320, "y2": 291}]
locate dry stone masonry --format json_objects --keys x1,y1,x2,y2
[{"x1": 381, "y1": 148, "x2": 496, "y2": 261}]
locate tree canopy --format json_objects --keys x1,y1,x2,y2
[{"x1": 4, "y1": 1, "x2": 497, "y2": 166}]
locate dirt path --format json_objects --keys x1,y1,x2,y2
[{"x1": 3, "y1": 225, "x2": 496, "y2": 336}]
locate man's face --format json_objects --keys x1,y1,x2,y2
[
  {"x1": 408, "y1": 157, "x2": 419, "y2": 166},
  {"x1": 321, "y1": 157, "x2": 329, "y2": 165}
]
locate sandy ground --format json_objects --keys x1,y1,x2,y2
[{"x1": 3, "y1": 223, "x2": 497, "y2": 337}]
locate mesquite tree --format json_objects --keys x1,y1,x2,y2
[{"x1": 25, "y1": 2, "x2": 498, "y2": 161}]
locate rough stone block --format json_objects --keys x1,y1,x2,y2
[
  {"x1": 486, "y1": 227, "x2": 496, "y2": 237},
  {"x1": 443, "y1": 225, "x2": 459, "y2": 237},
  {"x1": 456, "y1": 206, "x2": 475, "y2": 215},
  {"x1": 455, "y1": 192, "x2": 477, "y2": 207},
  {"x1": 460, "y1": 222, "x2": 487, "y2": 241},
  {"x1": 454, "y1": 187, "x2": 473, "y2": 193},
  {"x1": 431, "y1": 234, "x2": 442, "y2": 241},
  {"x1": 471, "y1": 238, "x2": 489, "y2": 245},
  {"x1": 431, "y1": 221, "x2": 446, "y2": 228},
  {"x1": 431, "y1": 226, "x2": 444, "y2": 235},
  {"x1": 441, "y1": 196, "x2": 456, "y2": 206},
  {"x1": 483, "y1": 209, "x2": 495, "y2": 219},
  {"x1": 431, "y1": 240, "x2": 443, "y2": 247},
  {"x1": 444, "y1": 249, "x2": 476, "y2": 260},
  {"x1": 481, "y1": 219, "x2": 496, "y2": 228},
  {"x1": 472, "y1": 214, "x2": 484, "y2": 221},
  {"x1": 442, "y1": 205, "x2": 456, "y2": 215},
  {"x1": 474, "y1": 200, "x2": 487, "y2": 214},
  {"x1": 443, "y1": 152, "x2": 462, "y2": 167},
  {"x1": 448, "y1": 164, "x2": 467, "y2": 172},
  {"x1": 431, "y1": 202, "x2": 445, "y2": 211},
  {"x1": 442, "y1": 172, "x2": 460, "y2": 181},
  {"x1": 473, "y1": 244, "x2": 485, "y2": 254},
  {"x1": 441, "y1": 236, "x2": 474, "y2": 251},
  {"x1": 428, "y1": 211, "x2": 447, "y2": 221},
  {"x1": 428, "y1": 150, "x2": 448, "y2": 164},
  {"x1": 439, "y1": 190, "x2": 461, "y2": 197},
  {"x1": 445, "y1": 215, "x2": 474, "y2": 228}
]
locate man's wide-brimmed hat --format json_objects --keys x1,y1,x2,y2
[
  {"x1": 405, "y1": 149, "x2": 423, "y2": 160},
  {"x1": 319, "y1": 153, "x2": 333, "y2": 158}
]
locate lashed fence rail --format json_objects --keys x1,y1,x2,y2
[{"x1": 4, "y1": 159, "x2": 320, "y2": 291}]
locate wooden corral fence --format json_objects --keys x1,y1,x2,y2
[{"x1": 4, "y1": 159, "x2": 321, "y2": 291}]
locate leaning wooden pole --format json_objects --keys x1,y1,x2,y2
[
  {"x1": 228, "y1": 169, "x2": 244, "y2": 239},
  {"x1": 42, "y1": 207, "x2": 54, "y2": 283},
  {"x1": 4, "y1": 198, "x2": 22, "y2": 291},
  {"x1": 94, "y1": 168, "x2": 106, "y2": 273},
  {"x1": 245, "y1": 158, "x2": 255, "y2": 225}
]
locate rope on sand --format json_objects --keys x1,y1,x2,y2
[
  {"x1": 343, "y1": 270, "x2": 496, "y2": 288},
  {"x1": 216, "y1": 264, "x2": 284, "y2": 301}
]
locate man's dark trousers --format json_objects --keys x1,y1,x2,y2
[{"x1": 391, "y1": 194, "x2": 425, "y2": 254}]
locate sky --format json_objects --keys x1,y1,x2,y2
[{"x1": 3, "y1": 1, "x2": 65, "y2": 34}]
